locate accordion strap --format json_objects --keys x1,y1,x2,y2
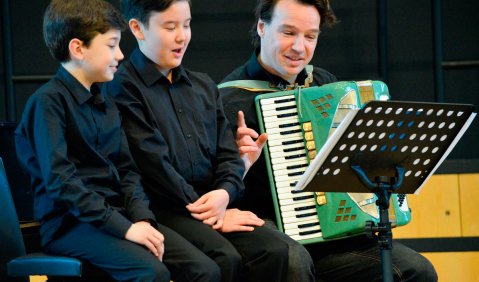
[{"x1": 218, "y1": 65, "x2": 314, "y2": 92}]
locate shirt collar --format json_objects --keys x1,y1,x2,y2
[
  {"x1": 56, "y1": 65, "x2": 105, "y2": 109},
  {"x1": 245, "y1": 48, "x2": 310, "y2": 87},
  {"x1": 129, "y1": 47, "x2": 192, "y2": 87}
]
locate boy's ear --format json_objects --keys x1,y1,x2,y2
[
  {"x1": 68, "y1": 38, "x2": 85, "y2": 60},
  {"x1": 129, "y1": 19, "x2": 145, "y2": 40}
]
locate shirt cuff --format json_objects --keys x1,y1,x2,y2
[
  {"x1": 100, "y1": 210, "x2": 132, "y2": 238},
  {"x1": 219, "y1": 181, "x2": 239, "y2": 204}
]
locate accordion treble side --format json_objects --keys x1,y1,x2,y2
[{"x1": 255, "y1": 81, "x2": 411, "y2": 245}]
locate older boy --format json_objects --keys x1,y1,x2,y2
[
  {"x1": 105, "y1": 0, "x2": 289, "y2": 281},
  {"x1": 220, "y1": 0, "x2": 438, "y2": 281},
  {"x1": 15, "y1": 1, "x2": 217, "y2": 281}
]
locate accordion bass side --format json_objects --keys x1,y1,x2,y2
[{"x1": 255, "y1": 81, "x2": 411, "y2": 245}]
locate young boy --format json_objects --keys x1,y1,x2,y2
[
  {"x1": 105, "y1": 0, "x2": 289, "y2": 281},
  {"x1": 15, "y1": 1, "x2": 220, "y2": 281}
]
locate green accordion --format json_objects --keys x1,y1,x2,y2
[{"x1": 254, "y1": 81, "x2": 411, "y2": 245}]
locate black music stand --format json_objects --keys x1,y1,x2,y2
[{"x1": 295, "y1": 101, "x2": 476, "y2": 282}]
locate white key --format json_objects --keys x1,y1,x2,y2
[
  {"x1": 264, "y1": 118, "x2": 301, "y2": 130},
  {"x1": 279, "y1": 196, "x2": 316, "y2": 206},
  {"x1": 264, "y1": 113, "x2": 299, "y2": 123},
  {"x1": 267, "y1": 136, "x2": 304, "y2": 147},
  {"x1": 290, "y1": 232, "x2": 323, "y2": 241},
  {"x1": 269, "y1": 142, "x2": 304, "y2": 153},
  {"x1": 279, "y1": 199, "x2": 316, "y2": 212},
  {"x1": 265, "y1": 124, "x2": 301, "y2": 135},
  {"x1": 284, "y1": 218, "x2": 320, "y2": 230},
  {"x1": 260, "y1": 95, "x2": 295, "y2": 105},
  {"x1": 261, "y1": 100, "x2": 297, "y2": 111}
]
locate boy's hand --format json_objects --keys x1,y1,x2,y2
[
  {"x1": 125, "y1": 221, "x2": 164, "y2": 261},
  {"x1": 219, "y1": 208, "x2": 265, "y2": 233},
  {"x1": 186, "y1": 189, "x2": 229, "y2": 229},
  {"x1": 236, "y1": 111, "x2": 268, "y2": 175}
]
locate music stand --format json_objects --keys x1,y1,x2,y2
[{"x1": 295, "y1": 100, "x2": 476, "y2": 282}]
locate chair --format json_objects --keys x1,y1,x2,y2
[{"x1": 0, "y1": 157, "x2": 110, "y2": 281}]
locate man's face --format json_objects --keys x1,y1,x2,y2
[
  {"x1": 258, "y1": 0, "x2": 321, "y2": 83},
  {"x1": 137, "y1": 0, "x2": 191, "y2": 76}
]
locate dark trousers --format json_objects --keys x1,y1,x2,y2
[
  {"x1": 307, "y1": 235, "x2": 438, "y2": 282},
  {"x1": 46, "y1": 222, "x2": 222, "y2": 282},
  {"x1": 156, "y1": 211, "x2": 289, "y2": 282}
]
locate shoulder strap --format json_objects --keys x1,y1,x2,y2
[
  {"x1": 217, "y1": 80, "x2": 279, "y2": 92},
  {"x1": 218, "y1": 65, "x2": 314, "y2": 92}
]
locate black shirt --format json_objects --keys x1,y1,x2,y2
[
  {"x1": 105, "y1": 48, "x2": 244, "y2": 214},
  {"x1": 219, "y1": 50, "x2": 337, "y2": 220},
  {"x1": 15, "y1": 66, "x2": 155, "y2": 246}
]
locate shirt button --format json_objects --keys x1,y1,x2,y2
[
  {"x1": 178, "y1": 108, "x2": 183, "y2": 113},
  {"x1": 186, "y1": 134, "x2": 192, "y2": 138}
]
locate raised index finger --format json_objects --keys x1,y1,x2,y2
[{"x1": 237, "y1": 110, "x2": 247, "y2": 128}]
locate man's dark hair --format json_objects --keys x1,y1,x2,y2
[
  {"x1": 43, "y1": 0, "x2": 126, "y2": 63},
  {"x1": 120, "y1": 0, "x2": 191, "y2": 27},
  {"x1": 251, "y1": 0, "x2": 337, "y2": 47}
]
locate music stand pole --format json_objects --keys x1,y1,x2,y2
[{"x1": 352, "y1": 165, "x2": 405, "y2": 282}]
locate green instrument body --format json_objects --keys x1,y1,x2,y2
[{"x1": 255, "y1": 81, "x2": 411, "y2": 245}]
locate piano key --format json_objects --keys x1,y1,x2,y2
[
  {"x1": 264, "y1": 124, "x2": 302, "y2": 135},
  {"x1": 284, "y1": 218, "x2": 320, "y2": 230},
  {"x1": 279, "y1": 200, "x2": 316, "y2": 212},
  {"x1": 285, "y1": 224, "x2": 321, "y2": 237},
  {"x1": 279, "y1": 196, "x2": 315, "y2": 206},
  {"x1": 290, "y1": 232, "x2": 322, "y2": 241},
  {"x1": 264, "y1": 113, "x2": 299, "y2": 123},
  {"x1": 260, "y1": 95, "x2": 295, "y2": 105},
  {"x1": 262, "y1": 106, "x2": 298, "y2": 117},
  {"x1": 271, "y1": 159, "x2": 308, "y2": 170},
  {"x1": 264, "y1": 118, "x2": 301, "y2": 130},
  {"x1": 282, "y1": 213, "x2": 318, "y2": 224},
  {"x1": 273, "y1": 167, "x2": 306, "y2": 177},
  {"x1": 261, "y1": 100, "x2": 297, "y2": 111},
  {"x1": 277, "y1": 191, "x2": 315, "y2": 200},
  {"x1": 267, "y1": 136, "x2": 304, "y2": 147}
]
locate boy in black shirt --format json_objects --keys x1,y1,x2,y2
[
  {"x1": 105, "y1": 0, "x2": 289, "y2": 281},
  {"x1": 15, "y1": 1, "x2": 218, "y2": 281}
]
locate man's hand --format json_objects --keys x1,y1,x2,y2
[
  {"x1": 125, "y1": 221, "x2": 164, "y2": 260},
  {"x1": 236, "y1": 111, "x2": 268, "y2": 175},
  {"x1": 219, "y1": 208, "x2": 265, "y2": 233},
  {"x1": 186, "y1": 189, "x2": 229, "y2": 229}
]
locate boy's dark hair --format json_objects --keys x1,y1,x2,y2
[
  {"x1": 43, "y1": 0, "x2": 127, "y2": 62},
  {"x1": 251, "y1": 0, "x2": 337, "y2": 48},
  {"x1": 120, "y1": 0, "x2": 191, "y2": 27}
]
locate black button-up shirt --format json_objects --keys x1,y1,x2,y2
[
  {"x1": 15, "y1": 66, "x2": 155, "y2": 246},
  {"x1": 219, "y1": 50, "x2": 337, "y2": 220},
  {"x1": 105, "y1": 48, "x2": 244, "y2": 213}
]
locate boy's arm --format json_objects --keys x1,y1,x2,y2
[
  {"x1": 210, "y1": 89, "x2": 246, "y2": 202},
  {"x1": 105, "y1": 80, "x2": 200, "y2": 208},
  {"x1": 115, "y1": 126, "x2": 157, "y2": 224},
  {"x1": 186, "y1": 88, "x2": 247, "y2": 228},
  {"x1": 24, "y1": 95, "x2": 132, "y2": 239}
]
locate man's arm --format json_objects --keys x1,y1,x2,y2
[{"x1": 235, "y1": 110, "x2": 268, "y2": 176}]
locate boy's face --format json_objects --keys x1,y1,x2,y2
[
  {"x1": 81, "y1": 29, "x2": 124, "y2": 83},
  {"x1": 258, "y1": 0, "x2": 320, "y2": 83},
  {"x1": 139, "y1": 1, "x2": 191, "y2": 76}
]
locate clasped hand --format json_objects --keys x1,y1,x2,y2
[
  {"x1": 186, "y1": 189, "x2": 229, "y2": 229},
  {"x1": 125, "y1": 221, "x2": 164, "y2": 260}
]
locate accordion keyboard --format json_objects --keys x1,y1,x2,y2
[{"x1": 260, "y1": 94, "x2": 322, "y2": 240}]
